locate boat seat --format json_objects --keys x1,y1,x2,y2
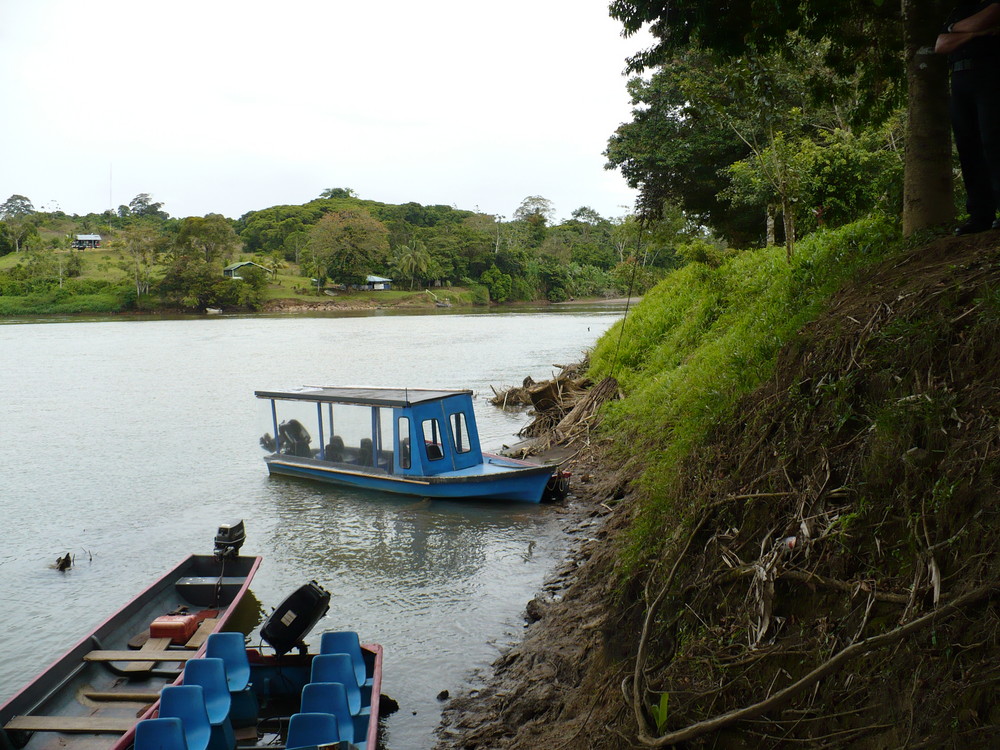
[
  {"x1": 121, "y1": 635, "x2": 173, "y2": 674},
  {"x1": 82, "y1": 689, "x2": 162, "y2": 702},
  {"x1": 205, "y1": 632, "x2": 251, "y2": 691},
  {"x1": 300, "y1": 683, "x2": 366, "y2": 749},
  {"x1": 426, "y1": 443, "x2": 443, "y2": 460},
  {"x1": 3, "y1": 716, "x2": 136, "y2": 733},
  {"x1": 318, "y1": 631, "x2": 371, "y2": 687},
  {"x1": 285, "y1": 712, "x2": 340, "y2": 750},
  {"x1": 135, "y1": 717, "x2": 189, "y2": 750},
  {"x1": 324, "y1": 436, "x2": 345, "y2": 462},
  {"x1": 184, "y1": 618, "x2": 219, "y2": 649},
  {"x1": 158, "y1": 686, "x2": 212, "y2": 750},
  {"x1": 309, "y1": 654, "x2": 367, "y2": 716},
  {"x1": 182, "y1": 658, "x2": 231, "y2": 725},
  {"x1": 399, "y1": 438, "x2": 411, "y2": 469},
  {"x1": 358, "y1": 438, "x2": 374, "y2": 466},
  {"x1": 85, "y1": 649, "x2": 197, "y2": 663}
]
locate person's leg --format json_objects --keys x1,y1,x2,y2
[
  {"x1": 973, "y1": 66, "x2": 1000, "y2": 226},
  {"x1": 951, "y1": 71, "x2": 995, "y2": 228}
]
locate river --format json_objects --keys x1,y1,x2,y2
[{"x1": 0, "y1": 305, "x2": 623, "y2": 748}]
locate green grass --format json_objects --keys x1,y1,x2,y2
[
  {"x1": 587, "y1": 215, "x2": 901, "y2": 563},
  {"x1": 0, "y1": 291, "x2": 126, "y2": 316}
]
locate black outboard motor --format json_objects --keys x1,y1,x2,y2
[
  {"x1": 261, "y1": 581, "x2": 331, "y2": 655},
  {"x1": 214, "y1": 520, "x2": 246, "y2": 560},
  {"x1": 542, "y1": 470, "x2": 571, "y2": 503}
]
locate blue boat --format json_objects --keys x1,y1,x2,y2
[{"x1": 255, "y1": 386, "x2": 568, "y2": 503}]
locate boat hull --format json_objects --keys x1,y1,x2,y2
[
  {"x1": 0, "y1": 554, "x2": 261, "y2": 750},
  {"x1": 263, "y1": 451, "x2": 557, "y2": 502}
]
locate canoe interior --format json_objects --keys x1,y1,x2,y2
[
  {"x1": 0, "y1": 555, "x2": 260, "y2": 750},
  {"x1": 1, "y1": 643, "x2": 383, "y2": 750}
]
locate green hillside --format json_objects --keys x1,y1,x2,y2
[{"x1": 0, "y1": 191, "x2": 669, "y2": 317}]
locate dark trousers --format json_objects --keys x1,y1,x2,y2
[{"x1": 951, "y1": 64, "x2": 1000, "y2": 223}]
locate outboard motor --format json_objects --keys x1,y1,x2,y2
[
  {"x1": 542, "y1": 470, "x2": 571, "y2": 503},
  {"x1": 261, "y1": 581, "x2": 331, "y2": 655},
  {"x1": 214, "y1": 519, "x2": 246, "y2": 560}
]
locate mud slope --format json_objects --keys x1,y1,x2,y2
[{"x1": 437, "y1": 233, "x2": 1000, "y2": 749}]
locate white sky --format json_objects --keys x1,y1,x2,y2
[{"x1": 0, "y1": 1, "x2": 650, "y2": 223}]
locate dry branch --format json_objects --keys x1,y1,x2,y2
[{"x1": 635, "y1": 584, "x2": 997, "y2": 746}]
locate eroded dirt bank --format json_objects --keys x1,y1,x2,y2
[{"x1": 436, "y1": 233, "x2": 1000, "y2": 749}]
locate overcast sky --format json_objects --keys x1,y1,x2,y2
[{"x1": 0, "y1": 1, "x2": 651, "y2": 224}]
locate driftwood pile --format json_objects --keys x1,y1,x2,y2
[{"x1": 490, "y1": 362, "x2": 621, "y2": 451}]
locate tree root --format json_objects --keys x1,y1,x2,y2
[
  {"x1": 633, "y1": 583, "x2": 997, "y2": 746},
  {"x1": 712, "y1": 565, "x2": 911, "y2": 604}
]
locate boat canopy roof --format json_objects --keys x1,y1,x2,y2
[{"x1": 255, "y1": 386, "x2": 473, "y2": 407}]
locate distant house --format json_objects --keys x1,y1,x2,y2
[
  {"x1": 223, "y1": 261, "x2": 272, "y2": 279},
  {"x1": 72, "y1": 234, "x2": 102, "y2": 249},
  {"x1": 361, "y1": 275, "x2": 392, "y2": 291}
]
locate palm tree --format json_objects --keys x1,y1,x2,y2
[
  {"x1": 393, "y1": 243, "x2": 431, "y2": 290},
  {"x1": 265, "y1": 251, "x2": 286, "y2": 282}
]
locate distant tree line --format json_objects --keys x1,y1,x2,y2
[{"x1": 1, "y1": 187, "x2": 707, "y2": 313}]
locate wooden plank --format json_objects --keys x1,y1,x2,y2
[
  {"x1": 234, "y1": 726, "x2": 258, "y2": 742},
  {"x1": 184, "y1": 618, "x2": 218, "y2": 649},
  {"x1": 84, "y1": 650, "x2": 196, "y2": 663},
  {"x1": 81, "y1": 691, "x2": 161, "y2": 702},
  {"x1": 120, "y1": 636, "x2": 172, "y2": 673},
  {"x1": 4, "y1": 715, "x2": 135, "y2": 733}
]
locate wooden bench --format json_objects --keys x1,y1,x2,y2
[
  {"x1": 184, "y1": 618, "x2": 218, "y2": 649},
  {"x1": 81, "y1": 690, "x2": 161, "y2": 703},
  {"x1": 84, "y1": 650, "x2": 197, "y2": 663},
  {"x1": 119, "y1": 636, "x2": 172, "y2": 674},
  {"x1": 3, "y1": 715, "x2": 135, "y2": 733}
]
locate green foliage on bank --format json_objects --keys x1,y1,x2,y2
[
  {"x1": 588, "y1": 215, "x2": 901, "y2": 564},
  {"x1": 0, "y1": 289, "x2": 127, "y2": 316},
  {"x1": 0, "y1": 190, "x2": 674, "y2": 316}
]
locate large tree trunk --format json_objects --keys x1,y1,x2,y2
[{"x1": 902, "y1": 0, "x2": 954, "y2": 236}]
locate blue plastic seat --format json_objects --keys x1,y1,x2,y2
[
  {"x1": 135, "y1": 717, "x2": 189, "y2": 750},
  {"x1": 205, "y1": 632, "x2": 250, "y2": 691},
  {"x1": 318, "y1": 631, "x2": 370, "y2": 686},
  {"x1": 309, "y1": 654, "x2": 363, "y2": 715},
  {"x1": 158, "y1": 686, "x2": 211, "y2": 750},
  {"x1": 182, "y1": 658, "x2": 231, "y2": 725},
  {"x1": 285, "y1": 712, "x2": 340, "y2": 750},
  {"x1": 300, "y1": 682, "x2": 365, "y2": 748}
]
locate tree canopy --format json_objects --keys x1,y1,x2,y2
[
  {"x1": 607, "y1": 0, "x2": 950, "y2": 238},
  {"x1": 305, "y1": 210, "x2": 390, "y2": 286}
]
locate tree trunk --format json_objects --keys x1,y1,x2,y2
[
  {"x1": 766, "y1": 206, "x2": 776, "y2": 247},
  {"x1": 902, "y1": 0, "x2": 954, "y2": 236},
  {"x1": 781, "y1": 197, "x2": 796, "y2": 261}
]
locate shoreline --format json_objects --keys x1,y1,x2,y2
[
  {"x1": 0, "y1": 295, "x2": 635, "y2": 320},
  {"x1": 434, "y1": 439, "x2": 622, "y2": 749}
]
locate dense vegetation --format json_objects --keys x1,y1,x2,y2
[{"x1": 0, "y1": 189, "x2": 699, "y2": 315}]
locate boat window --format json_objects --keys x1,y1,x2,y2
[
  {"x1": 451, "y1": 412, "x2": 471, "y2": 454},
  {"x1": 398, "y1": 416, "x2": 411, "y2": 469},
  {"x1": 421, "y1": 419, "x2": 444, "y2": 460},
  {"x1": 322, "y1": 403, "x2": 372, "y2": 465}
]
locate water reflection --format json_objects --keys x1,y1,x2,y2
[{"x1": 264, "y1": 477, "x2": 552, "y2": 588}]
